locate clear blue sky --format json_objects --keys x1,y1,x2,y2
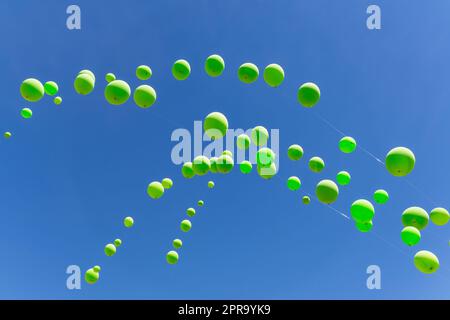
[{"x1": 0, "y1": 0, "x2": 449, "y2": 299}]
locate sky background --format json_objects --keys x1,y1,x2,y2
[{"x1": 0, "y1": 0, "x2": 449, "y2": 299}]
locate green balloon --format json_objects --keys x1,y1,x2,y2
[
  {"x1": 136, "y1": 65, "x2": 152, "y2": 80},
  {"x1": 105, "y1": 73, "x2": 116, "y2": 83},
  {"x1": 385, "y1": 147, "x2": 416, "y2": 177},
  {"x1": 257, "y1": 162, "x2": 277, "y2": 179},
  {"x1": 240, "y1": 161, "x2": 253, "y2": 174},
  {"x1": 205, "y1": 54, "x2": 225, "y2": 77},
  {"x1": 93, "y1": 265, "x2": 101, "y2": 273},
  {"x1": 222, "y1": 150, "x2": 233, "y2": 157},
  {"x1": 355, "y1": 220, "x2": 373, "y2": 233},
  {"x1": 208, "y1": 181, "x2": 215, "y2": 188},
  {"x1": 204, "y1": 112, "x2": 229, "y2": 139},
  {"x1": 373, "y1": 189, "x2": 389, "y2": 204},
  {"x1": 167, "y1": 251, "x2": 179, "y2": 264},
  {"x1": 172, "y1": 59, "x2": 191, "y2": 80},
  {"x1": 251, "y1": 126, "x2": 269, "y2": 146},
  {"x1": 287, "y1": 144, "x2": 304, "y2": 161},
  {"x1": 216, "y1": 154, "x2": 234, "y2": 173},
  {"x1": 4, "y1": 132, "x2": 12, "y2": 139},
  {"x1": 54, "y1": 96, "x2": 62, "y2": 105},
  {"x1": 78, "y1": 69, "x2": 96, "y2": 81},
  {"x1": 238, "y1": 63, "x2": 259, "y2": 83},
  {"x1": 44, "y1": 81, "x2": 59, "y2": 96},
  {"x1": 85, "y1": 268, "x2": 100, "y2": 284},
  {"x1": 430, "y1": 207, "x2": 450, "y2": 226},
  {"x1": 309, "y1": 157, "x2": 325, "y2": 173},
  {"x1": 210, "y1": 157, "x2": 218, "y2": 173},
  {"x1": 124, "y1": 216, "x2": 134, "y2": 228},
  {"x1": 336, "y1": 171, "x2": 351, "y2": 186},
  {"x1": 20, "y1": 78, "x2": 44, "y2": 102},
  {"x1": 180, "y1": 219, "x2": 192, "y2": 232},
  {"x1": 256, "y1": 147, "x2": 275, "y2": 167},
  {"x1": 133, "y1": 85, "x2": 157, "y2": 108},
  {"x1": 104, "y1": 80, "x2": 131, "y2": 105},
  {"x1": 186, "y1": 207, "x2": 196, "y2": 217},
  {"x1": 114, "y1": 239, "x2": 122, "y2": 247},
  {"x1": 402, "y1": 207, "x2": 429, "y2": 230},
  {"x1": 147, "y1": 181, "x2": 165, "y2": 199},
  {"x1": 339, "y1": 136, "x2": 357, "y2": 154},
  {"x1": 21, "y1": 108, "x2": 32, "y2": 119},
  {"x1": 287, "y1": 176, "x2": 301, "y2": 191},
  {"x1": 173, "y1": 239, "x2": 183, "y2": 249},
  {"x1": 237, "y1": 134, "x2": 250, "y2": 150},
  {"x1": 401, "y1": 226, "x2": 421, "y2": 246},
  {"x1": 297, "y1": 82, "x2": 320, "y2": 107},
  {"x1": 302, "y1": 196, "x2": 311, "y2": 205},
  {"x1": 182, "y1": 162, "x2": 195, "y2": 179},
  {"x1": 104, "y1": 244, "x2": 117, "y2": 257},
  {"x1": 192, "y1": 155, "x2": 211, "y2": 176},
  {"x1": 316, "y1": 179, "x2": 339, "y2": 204},
  {"x1": 351, "y1": 199, "x2": 375, "y2": 223},
  {"x1": 198, "y1": 200, "x2": 204, "y2": 207},
  {"x1": 161, "y1": 178, "x2": 173, "y2": 190},
  {"x1": 263, "y1": 64, "x2": 285, "y2": 87},
  {"x1": 74, "y1": 73, "x2": 95, "y2": 95},
  {"x1": 414, "y1": 250, "x2": 439, "y2": 274}
]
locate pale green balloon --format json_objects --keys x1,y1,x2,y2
[
  {"x1": 430, "y1": 207, "x2": 450, "y2": 226},
  {"x1": 240, "y1": 161, "x2": 253, "y2": 174},
  {"x1": 309, "y1": 157, "x2": 325, "y2": 173},
  {"x1": 373, "y1": 189, "x2": 389, "y2": 204},
  {"x1": 336, "y1": 171, "x2": 351, "y2": 186},
  {"x1": 74, "y1": 73, "x2": 95, "y2": 95},
  {"x1": 182, "y1": 162, "x2": 195, "y2": 179},
  {"x1": 105, "y1": 73, "x2": 116, "y2": 83},
  {"x1": 238, "y1": 63, "x2": 259, "y2": 83},
  {"x1": 251, "y1": 126, "x2": 269, "y2": 146},
  {"x1": 124, "y1": 216, "x2": 134, "y2": 228},
  {"x1": 192, "y1": 155, "x2": 211, "y2": 176},
  {"x1": 351, "y1": 199, "x2": 375, "y2": 223},
  {"x1": 237, "y1": 134, "x2": 250, "y2": 150},
  {"x1": 54, "y1": 96, "x2": 62, "y2": 105},
  {"x1": 216, "y1": 154, "x2": 234, "y2": 174},
  {"x1": 401, "y1": 226, "x2": 421, "y2": 246},
  {"x1": 257, "y1": 162, "x2": 277, "y2": 179},
  {"x1": 114, "y1": 239, "x2": 122, "y2": 247},
  {"x1": 147, "y1": 181, "x2": 165, "y2": 199},
  {"x1": 302, "y1": 196, "x2": 311, "y2": 205},
  {"x1": 172, "y1": 59, "x2": 191, "y2": 80},
  {"x1": 385, "y1": 147, "x2": 415, "y2": 177},
  {"x1": 20, "y1": 78, "x2": 44, "y2": 102},
  {"x1": 287, "y1": 176, "x2": 301, "y2": 191},
  {"x1": 133, "y1": 85, "x2": 156, "y2": 108},
  {"x1": 136, "y1": 65, "x2": 152, "y2": 80},
  {"x1": 173, "y1": 239, "x2": 183, "y2": 249},
  {"x1": 297, "y1": 82, "x2": 320, "y2": 107},
  {"x1": 21, "y1": 108, "x2": 32, "y2": 119},
  {"x1": 167, "y1": 251, "x2": 179, "y2": 264},
  {"x1": 204, "y1": 112, "x2": 229, "y2": 139},
  {"x1": 263, "y1": 64, "x2": 285, "y2": 87},
  {"x1": 186, "y1": 207, "x2": 196, "y2": 217},
  {"x1": 198, "y1": 200, "x2": 204, "y2": 207},
  {"x1": 205, "y1": 54, "x2": 225, "y2": 77},
  {"x1": 256, "y1": 147, "x2": 275, "y2": 167},
  {"x1": 210, "y1": 157, "x2": 218, "y2": 173},
  {"x1": 287, "y1": 144, "x2": 303, "y2": 161},
  {"x1": 414, "y1": 250, "x2": 439, "y2": 274},
  {"x1": 316, "y1": 179, "x2": 339, "y2": 204},
  {"x1": 355, "y1": 220, "x2": 373, "y2": 233},
  {"x1": 161, "y1": 178, "x2": 173, "y2": 190},
  {"x1": 104, "y1": 244, "x2": 117, "y2": 257},
  {"x1": 180, "y1": 219, "x2": 192, "y2": 232},
  {"x1": 402, "y1": 207, "x2": 429, "y2": 230},
  {"x1": 4, "y1": 132, "x2": 12, "y2": 139},
  {"x1": 339, "y1": 136, "x2": 357, "y2": 154},
  {"x1": 85, "y1": 268, "x2": 100, "y2": 284},
  {"x1": 78, "y1": 69, "x2": 96, "y2": 81},
  {"x1": 208, "y1": 181, "x2": 215, "y2": 188},
  {"x1": 44, "y1": 81, "x2": 59, "y2": 96},
  {"x1": 104, "y1": 80, "x2": 131, "y2": 105},
  {"x1": 222, "y1": 150, "x2": 233, "y2": 157}
]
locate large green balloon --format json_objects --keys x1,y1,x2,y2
[
  {"x1": 240, "y1": 161, "x2": 253, "y2": 174},
  {"x1": 263, "y1": 64, "x2": 285, "y2": 87},
  {"x1": 251, "y1": 126, "x2": 269, "y2": 146},
  {"x1": 238, "y1": 63, "x2": 259, "y2": 83},
  {"x1": 136, "y1": 65, "x2": 152, "y2": 80},
  {"x1": 339, "y1": 136, "x2": 357, "y2": 154},
  {"x1": 355, "y1": 220, "x2": 373, "y2": 233},
  {"x1": 104, "y1": 80, "x2": 131, "y2": 105},
  {"x1": 182, "y1": 162, "x2": 195, "y2": 179},
  {"x1": 287, "y1": 176, "x2": 301, "y2": 191},
  {"x1": 124, "y1": 216, "x2": 134, "y2": 228},
  {"x1": 21, "y1": 108, "x2": 32, "y2": 119},
  {"x1": 104, "y1": 244, "x2": 117, "y2": 257},
  {"x1": 105, "y1": 73, "x2": 116, "y2": 83},
  {"x1": 430, "y1": 207, "x2": 450, "y2": 226},
  {"x1": 209, "y1": 157, "x2": 218, "y2": 173},
  {"x1": 133, "y1": 85, "x2": 156, "y2": 108},
  {"x1": 256, "y1": 147, "x2": 275, "y2": 167},
  {"x1": 401, "y1": 226, "x2": 421, "y2": 246},
  {"x1": 373, "y1": 189, "x2": 389, "y2": 204},
  {"x1": 192, "y1": 155, "x2": 211, "y2": 175},
  {"x1": 85, "y1": 268, "x2": 100, "y2": 284},
  {"x1": 204, "y1": 112, "x2": 228, "y2": 139},
  {"x1": 309, "y1": 157, "x2": 325, "y2": 173},
  {"x1": 302, "y1": 196, "x2": 311, "y2": 205},
  {"x1": 237, "y1": 134, "x2": 250, "y2": 150},
  {"x1": 287, "y1": 144, "x2": 303, "y2": 161},
  {"x1": 173, "y1": 239, "x2": 183, "y2": 249},
  {"x1": 336, "y1": 171, "x2": 351, "y2": 186},
  {"x1": 402, "y1": 207, "x2": 429, "y2": 230},
  {"x1": 166, "y1": 251, "x2": 179, "y2": 264},
  {"x1": 114, "y1": 239, "x2": 122, "y2": 247},
  {"x1": 385, "y1": 147, "x2": 415, "y2": 177},
  {"x1": 54, "y1": 96, "x2": 62, "y2": 105},
  {"x1": 147, "y1": 181, "x2": 165, "y2": 199},
  {"x1": 20, "y1": 78, "x2": 44, "y2": 102},
  {"x1": 414, "y1": 250, "x2": 439, "y2": 274},
  {"x1": 4, "y1": 132, "x2": 12, "y2": 139},
  {"x1": 351, "y1": 199, "x2": 375, "y2": 223},
  {"x1": 186, "y1": 208, "x2": 196, "y2": 217},
  {"x1": 216, "y1": 154, "x2": 234, "y2": 173},
  {"x1": 172, "y1": 59, "x2": 191, "y2": 80},
  {"x1": 180, "y1": 219, "x2": 192, "y2": 232},
  {"x1": 205, "y1": 54, "x2": 225, "y2": 77},
  {"x1": 316, "y1": 180, "x2": 339, "y2": 204},
  {"x1": 257, "y1": 162, "x2": 277, "y2": 179},
  {"x1": 161, "y1": 178, "x2": 173, "y2": 190},
  {"x1": 74, "y1": 73, "x2": 95, "y2": 95},
  {"x1": 297, "y1": 82, "x2": 320, "y2": 107},
  {"x1": 44, "y1": 81, "x2": 59, "y2": 96}
]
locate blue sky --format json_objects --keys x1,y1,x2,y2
[{"x1": 0, "y1": 0, "x2": 449, "y2": 299}]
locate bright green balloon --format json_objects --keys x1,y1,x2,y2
[
  {"x1": 216, "y1": 154, "x2": 234, "y2": 174},
  {"x1": 251, "y1": 126, "x2": 269, "y2": 146},
  {"x1": 192, "y1": 155, "x2": 211, "y2": 176},
  {"x1": 237, "y1": 134, "x2": 250, "y2": 150},
  {"x1": 257, "y1": 162, "x2": 277, "y2": 179},
  {"x1": 208, "y1": 181, "x2": 215, "y2": 188},
  {"x1": 414, "y1": 250, "x2": 439, "y2": 274},
  {"x1": 351, "y1": 199, "x2": 375, "y2": 223},
  {"x1": 105, "y1": 73, "x2": 116, "y2": 83},
  {"x1": 302, "y1": 196, "x2": 311, "y2": 205},
  {"x1": 373, "y1": 189, "x2": 389, "y2": 204},
  {"x1": 93, "y1": 265, "x2": 101, "y2": 273},
  {"x1": 336, "y1": 171, "x2": 351, "y2": 186},
  {"x1": 287, "y1": 144, "x2": 303, "y2": 161},
  {"x1": 205, "y1": 54, "x2": 225, "y2": 77},
  {"x1": 167, "y1": 251, "x2": 179, "y2": 264},
  {"x1": 44, "y1": 81, "x2": 59, "y2": 96},
  {"x1": 402, "y1": 207, "x2": 429, "y2": 230},
  {"x1": 173, "y1": 239, "x2": 183, "y2": 249},
  {"x1": 104, "y1": 80, "x2": 131, "y2": 105},
  {"x1": 339, "y1": 136, "x2": 357, "y2": 154},
  {"x1": 136, "y1": 65, "x2": 152, "y2": 80},
  {"x1": 385, "y1": 147, "x2": 415, "y2": 177},
  {"x1": 287, "y1": 176, "x2": 301, "y2": 191},
  {"x1": 180, "y1": 219, "x2": 192, "y2": 232},
  {"x1": 297, "y1": 82, "x2": 320, "y2": 107},
  {"x1": 186, "y1": 208, "x2": 196, "y2": 217},
  {"x1": 355, "y1": 220, "x2": 373, "y2": 233},
  {"x1": 85, "y1": 268, "x2": 100, "y2": 284},
  {"x1": 316, "y1": 179, "x2": 339, "y2": 204},
  {"x1": 124, "y1": 216, "x2": 134, "y2": 228},
  {"x1": 430, "y1": 207, "x2": 450, "y2": 226},
  {"x1": 401, "y1": 226, "x2": 421, "y2": 246},
  {"x1": 204, "y1": 112, "x2": 229, "y2": 139},
  {"x1": 147, "y1": 181, "x2": 165, "y2": 199},
  {"x1": 104, "y1": 244, "x2": 117, "y2": 257},
  {"x1": 54, "y1": 96, "x2": 62, "y2": 105},
  {"x1": 78, "y1": 69, "x2": 96, "y2": 81},
  {"x1": 238, "y1": 63, "x2": 259, "y2": 83},
  {"x1": 161, "y1": 178, "x2": 173, "y2": 190},
  {"x1": 309, "y1": 157, "x2": 325, "y2": 173},
  {"x1": 114, "y1": 239, "x2": 122, "y2": 247},
  {"x1": 21, "y1": 108, "x2": 32, "y2": 119},
  {"x1": 256, "y1": 147, "x2": 275, "y2": 167},
  {"x1": 263, "y1": 64, "x2": 284, "y2": 87},
  {"x1": 182, "y1": 162, "x2": 195, "y2": 179},
  {"x1": 198, "y1": 200, "x2": 204, "y2": 207},
  {"x1": 240, "y1": 161, "x2": 253, "y2": 174},
  {"x1": 74, "y1": 73, "x2": 95, "y2": 95},
  {"x1": 20, "y1": 78, "x2": 44, "y2": 102},
  {"x1": 172, "y1": 59, "x2": 191, "y2": 80},
  {"x1": 210, "y1": 157, "x2": 218, "y2": 173},
  {"x1": 4, "y1": 132, "x2": 12, "y2": 139},
  {"x1": 222, "y1": 150, "x2": 233, "y2": 157},
  {"x1": 133, "y1": 85, "x2": 156, "y2": 108}
]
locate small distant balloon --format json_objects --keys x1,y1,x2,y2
[
  {"x1": 133, "y1": 85, "x2": 157, "y2": 108},
  {"x1": 216, "y1": 154, "x2": 234, "y2": 174},
  {"x1": 4, "y1": 132, "x2": 12, "y2": 139},
  {"x1": 208, "y1": 181, "x2": 215, "y2": 189},
  {"x1": 309, "y1": 157, "x2": 325, "y2": 173},
  {"x1": 173, "y1": 239, "x2": 183, "y2": 249},
  {"x1": 44, "y1": 81, "x2": 59, "y2": 96},
  {"x1": 257, "y1": 162, "x2": 277, "y2": 180},
  {"x1": 385, "y1": 147, "x2": 415, "y2": 177},
  {"x1": 147, "y1": 181, "x2": 165, "y2": 199},
  {"x1": 355, "y1": 220, "x2": 373, "y2": 233},
  {"x1": 124, "y1": 216, "x2": 134, "y2": 228},
  {"x1": 74, "y1": 72, "x2": 95, "y2": 95},
  {"x1": 105, "y1": 73, "x2": 116, "y2": 83},
  {"x1": 287, "y1": 144, "x2": 304, "y2": 161},
  {"x1": 401, "y1": 226, "x2": 421, "y2": 246},
  {"x1": 172, "y1": 59, "x2": 191, "y2": 80},
  {"x1": 263, "y1": 64, "x2": 285, "y2": 87},
  {"x1": 180, "y1": 219, "x2": 192, "y2": 232},
  {"x1": 198, "y1": 200, "x2": 204, "y2": 207},
  {"x1": 238, "y1": 63, "x2": 259, "y2": 84},
  {"x1": 297, "y1": 82, "x2": 320, "y2": 107},
  {"x1": 414, "y1": 250, "x2": 439, "y2": 274},
  {"x1": 186, "y1": 208, "x2": 196, "y2": 217},
  {"x1": 20, "y1": 78, "x2": 44, "y2": 102},
  {"x1": 114, "y1": 239, "x2": 122, "y2": 247},
  {"x1": 54, "y1": 96, "x2": 62, "y2": 105},
  {"x1": 287, "y1": 176, "x2": 301, "y2": 191},
  {"x1": 373, "y1": 189, "x2": 389, "y2": 204},
  {"x1": 315, "y1": 179, "x2": 339, "y2": 204},
  {"x1": 351, "y1": 199, "x2": 375, "y2": 223},
  {"x1": 104, "y1": 244, "x2": 117, "y2": 257},
  {"x1": 192, "y1": 155, "x2": 211, "y2": 176},
  {"x1": 237, "y1": 134, "x2": 250, "y2": 150},
  {"x1": 161, "y1": 178, "x2": 173, "y2": 190},
  {"x1": 182, "y1": 162, "x2": 195, "y2": 179},
  {"x1": 104, "y1": 80, "x2": 131, "y2": 105},
  {"x1": 136, "y1": 65, "x2": 152, "y2": 80},
  {"x1": 205, "y1": 54, "x2": 225, "y2": 77},
  {"x1": 339, "y1": 136, "x2": 357, "y2": 154},
  {"x1": 302, "y1": 196, "x2": 311, "y2": 205},
  {"x1": 21, "y1": 108, "x2": 32, "y2": 119},
  {"x1": 240, "y1": 161, "x2": 253, "y2": 174},
  {"x1": 336, "y1": 171, "x2": 351, "y2": 186},
  {"x1": 402, "y1": 207, "x2": 429, "y2": 230},
  {"x1": 85, "y1": 267, "x2": 100, "y2": 284},
  {"x1": 429, "y1": 207, "x2": 449, "y2": 226},
  {"x1": 251, "y1": 126, "x2": 269, "y2": 146},
  {"x1": 204, "y1": 112, "x2": 229, "y2": 140}
]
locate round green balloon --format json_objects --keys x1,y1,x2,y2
[
  {"x1": 133, "y1": 85, "x2": 156, "y2": 108},
  {"x1": 316, "y1": 180, "x2": 339, "y2": 204},
  {"x1": 257, "y1": 162, "x2": 277, "y2": 179},
  {"x1": 430, "y1": 207, "x2": 450, "y2": 226},
  {"x1": 385, "y1": 147, "x2": 415, "y2": 177},
  {"x1": 297, "y1": 82, "x2": 320, "y2": 107},
  {"x1": 402, "y1": 207, "x2": 429, "y2": 230},
  {"x1": 309, "y1": 157, "x2": 325, "y2": 173},
  {"x1": 339, "y1": 136, "x2": 357, "y2": 154},
  {"x1": 182, "y1": 162, "x2": 195, "y2": 179},
  {"x1": 161, "y1": 178, "x2": 173, "y2": 190},
  {"x1": 336, "y1": 171, "x2": 351, "y2": 186},
  {"x1": 251, "y1": 126, "x2": 269, "y2": 146},
  {"x1": 78, "y1": 69, "x2": 96, "y2": 81},
  {"x1": 198, "y1": 200, "x2": 204, "y2": 207},
  {"x1": 208, "y1": 181, "x2": 215, "y2": 189},
  {"x1": 222, "y1": 150, "x2": 233, "y2": 157},
  {"x1": 216, "y1": 155, "x2": 234, "y2": 174},
  {"x1": 54, "y1": 96, "x2": 62, "y2": 105},
  {"x1": 192, "y1": 155, "x2": 211, "y2": 176},
  {"x1": 21, "y1": 108, "x2": 32, "y2": 119},
  {"x1": 204, "y1": 112, "x2": 228, "y2": 140},
  {"x1": 210, "y1": 157, "x2": 218, "y2": 173},
  {"x1": 147, "y1": 181, "x2": 165, "y2": 199},
  {"x1": 373, "y1": 189, "x2": 389, "y2": 204},
  {"x1": 20, "y1": 78, "x2": 44, "y2": 102},
  {"x1": 74, "y1": 73, "x2": 95, "y2": 95},
  {"x1": 85, "y1": 268, "x2": 100, "y2": 284},
  {"x1": 44, "y1": 81, "x2": 59, "y2": 96},
  {"x1": 173, "y1": 239, "x2": 183, "y2": 249},
  {"x1": 136, "y1": 65, "x2": 152, "y2": 80},
  {"x1": 172, "y1": 59, "x2": 191, "y2": 80},
  {"x1": 351, "y1": 199, "x2": 375, "y2": 223},
  {"x1": 240, "y1": 161, "x2": 253, "y2": 174},
  {"x1": 355, "y1": 220, "x2": 373, "y2": 233},
  {"x1": 114, "y1": 239, "x2": 122, "y2": 247},
  {"x1": 237, "y1": 134, "x2": 250, "y2": 150},
  {"x1": 238, "y1": 63, "x2": 259, "y2": 84},
  {"x1": 104, "y1": 244, "x2": 117, "y2": 257},
  {"x1": 4, "y1": 132, "x2": 12, "y2": 139},
  {"x1": 287, "y1": 144, "x2": 304, "y2": 161},
  {"x1": 205, "y1": 54, "x2": 225, "y2": 77},
  {"x1": 93, "y1": 265, "x2": 101, "y2": 273},
  {"x1": 105, "y1": 73, "x2": 116, "y2": 83},
  {"x1": 263, "y1": 64, "x2": 285, "y2": 87},
  {"x1": 256, "y1": 147, "x2": 275, "y2": 167},
  {"x1": 302, "y1": 196, "x2": 311, "y2": 205},
  {"x1": 166, "y1": 251, "x2": 179, "y2": 265},
  {"x1": 287, "y1": 176, "x2": 301, "y2": 191},
  {"x1": 104, "y1": 80, "x2": 131, "y2": 105},
  {"x1": 186, "y1": 208, "x2": 196, "y2": 217},
  {"x1": 414, "y1": 250, "x2": 439, "y2": 274},
  {"x1": 180, "y1": 219, "x2": 192, "y2": 232},
  {"x1": 124, "y1": 216, "x2": 134, "y2": 228},
  {"x1": 401, "y1": 226, "x2": 421, "y2": 246}
]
